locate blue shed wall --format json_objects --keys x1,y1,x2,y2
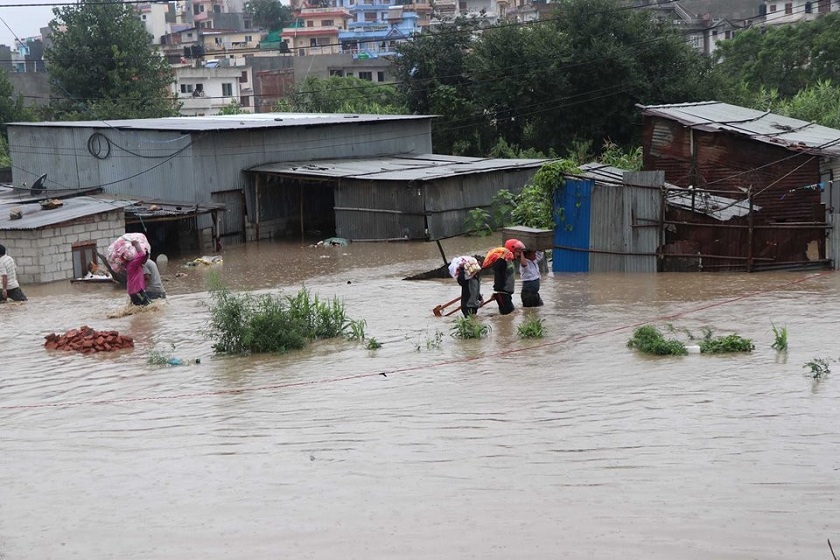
[{"x1": 553, "y1": 178, "x2": 593, "y2": 273}]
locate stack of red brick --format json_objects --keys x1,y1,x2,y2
[{"x1": 44, "y1": 326, "x2": 134, "y2": 353}]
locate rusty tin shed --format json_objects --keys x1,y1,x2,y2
[{"x1": 639, "y1": 101, "x2": 838, "y2": 270}]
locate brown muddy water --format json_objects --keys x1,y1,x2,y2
[{"x1": 1, "y1": 237, "x2": 839, "y2": 560}]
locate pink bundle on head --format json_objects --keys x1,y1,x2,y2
[{"x1": 106, "y1": 233, "x2": 151, "y2": 273}]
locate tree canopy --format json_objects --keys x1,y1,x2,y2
[
  {"x1": 713, "y1": 13, "x2": 840, "y2": 99},
  {"x1": 46, "y1": 1, "x2": 178, "y2": 120},
  {"x1": 274, "y1": 76, "x2": 408, "y2": 114},
  {"x1": 394, "y1": 0, "x2": 716, "y2": 156},
  {"x1": 245, "y1": 0, "x2": 294, "y2": 31}
]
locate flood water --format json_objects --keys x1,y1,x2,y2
[{"x1": 1, "y1": 237, "x2": 839, "y2": 560}]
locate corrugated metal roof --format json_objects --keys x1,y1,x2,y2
[
  {"x1": 248, "y1": 154, "x2": 549, "y2": 182},
  {"x1": 0, "y1": 196, "x2": 133, "y2": 230},
  {"x1": 638, "y1": 101, "x2": 840, "y2": 157},
  {"x1": 8, "y1": 113, "x2": 432, "y2": 133},
  {"x1": 577, "y1": 162, "x2": 757, "y2": 221}
]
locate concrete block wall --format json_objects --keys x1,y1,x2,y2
[{"x1": 2, "y1": 211, "x2": 126, "y2": 285}]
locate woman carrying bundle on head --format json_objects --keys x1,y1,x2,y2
[
  {"x1": 481, "y1": 238, "x2": 524, "y2": 315},
  {"x1": 449, "y1": 256, "x2": 482, "y2": 317}
]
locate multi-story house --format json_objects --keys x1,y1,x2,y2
[
  {"x1": 173, "y1": 64, "x2": 254, "y2": 115},
  {"x1": 760, "y1": 0, "x2": 839, "y2": 25},
  {"x1": 282, "y1": 5, "x2": 352, "y2": 56},
  {"x1": 136, "y1": 2, "x2": 171, "y2": 44},
  {"x1": 339, "y1": 5, "x2": 421, "y2": 58}
]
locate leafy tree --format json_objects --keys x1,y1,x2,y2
[
  {"x1": 218, "y1": 100, "x2": 246, "y2": 115},
  {"x1": 0, "y1": 68, "x2": 35, "y2": 167},
  {"x1": 46, "y1": 1, "x2": 178, "y2": 120},
  {"x1": 276, "y1": 76, "x2": 408, "y2": 114},
  {"x1": 396, "y1": 0, "x2": 714, "y2": 156},
  {"x1": 245, "y1": 0, "x2": 294, "y2": 31},
  {"x1": 0, "y1": 68, "x2": 34, "y2": 135},
  {"x1": 393, "y1": 16, "x2": 488, "y2": 154}
]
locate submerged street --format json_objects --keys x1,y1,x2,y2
[{"x1": 1, "y1": 238, "x2": 838, "y2": 559}]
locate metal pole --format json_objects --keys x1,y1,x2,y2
[
  {"x1": 747, "y1": 187, "x2": 754, "y2": 273},
  {"x1": 658, "y1": 185, "x2": 666, "y2": 272}
]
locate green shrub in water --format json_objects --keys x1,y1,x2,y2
[
  {"x1": 804, "y1": 358, "x2": 831, "y2": 380},
  {"x1": 450, "y1": 315, "x2": 491, "y2": 340},
  {"x1": 206, "y1": 286, "x2": 355, "y2": 355},
  {"x1": 699, "y1": 333, "x2": 754, "y2": 354},
  {"x1": 627, "y1": 325, "x2": 688, "y2": 356},
  {"x1": 517, "y1": 315, "x2": 545, "y2": 339}
]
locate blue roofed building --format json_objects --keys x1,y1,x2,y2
[{"x1": 338, "y1": 0, "x2": 426, "y2": 58}]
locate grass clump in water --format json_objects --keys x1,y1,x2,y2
[
  {"x1": 517, "y1": 315, "x2": 545, "y2": 339},
  {"x1": 699, "y1": 331, "x2": 754, "y2": 354},
  {"x1": 206, "y1": 286, "x2": 356, "y2": 355},
  {"x1": 147, "y1": 343, "x2": 176, "y2": 365},
  {"x1": 771, "y1": 322, "x2": 788, "y2": 351},
  {"x1": 627, "y1": 325, "x2": 687, "y2": 356},
  {"x1": 450, "y1": 315, "x2": 491, "y2": 340}
]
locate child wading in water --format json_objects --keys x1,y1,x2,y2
[{"x1": 519, "y1": 249, "x2": 544, "y2": 307}]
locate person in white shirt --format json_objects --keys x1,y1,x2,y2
[
  {"x1": 143, "y1": 258, "x2": 166, "y2": 300},
  {"x1": 0, "y1": 243, "x2": 27, "y2": 302},
  {"x1": 518, "y1": 249, "x2": 544, "y2": 307}
]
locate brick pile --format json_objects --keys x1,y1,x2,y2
[{"x1": 44, "y1": 326, "x2": 134, "y2": 354}]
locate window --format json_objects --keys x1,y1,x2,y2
[
  {"x1": 142, "y1": 14, "x2": 147, "y2": 20},
  {"x1": 805, "y1": 2, "x2": 812, "y2": 13},
  {"x1": 244, "y1": 18, "x2": 252, "y2": 28},
  {"x1": 330, "y1": 69, "x2": 345, "y2": 77},
  {"x1": 310, "y1": 38, "x2": 318, "y2": 47},
  {"x1": 240, "y1": 71, "x2": 248, "y2": 83},
  {"x1": 241, "y1": 95, "x2": 250, "y2": 107},
  {"x1": 213, "y1": 4, "x2": 221, "y2": 12},
  {"x1": 245, "y1": 35, "x2": 253, "y2": 42},
  {"x1": 72, "y1": 242, "x2": 97, "y2": 279},
  {"x1": 307, "y1": 20, "x2": 314, "y2": 27},
  {"x1": 365, "y1": 12, "x2": 377, "y2": 21},
  {"x1": 359, "y1": 71, "x2": 372, "y2": 81},
  {"x1": 215, "y1": 37, "x2": 224, "y2": 45},
  {"x1": 180, "y1": 83, "x2": 194, "y2": 94},
  {"x1": 769, "y1": 4, "x2": 777, "y2": 12},
  {"x1": 321, "y1": 19, "x2": 334, "y2": 26},
  {"x1": 784, "y1": 3, "x2": 793, "y2": 14},
  {"x1": 377, "y1": 71, "x2": 385, "y2": 82},
  {"x1": 186, "y1": 32, "x2": 194, "y2": 38},
  {"x1": 222, "y1": 83, "x2": 233, "y2": 96}
]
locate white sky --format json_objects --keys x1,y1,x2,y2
[{"x1": 0, "y1": 2, "x2": 57, "y2": 47}]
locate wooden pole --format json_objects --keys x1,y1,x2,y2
[
  {"x1": 300, "y1": 183, "x2": 304, "y2": 244},
  {"x1": 254, "y1": 173, "x2": 261, "y2": 242},
  {"x1": 436, "y1": 239, "x2": 448, "y2": 266}
]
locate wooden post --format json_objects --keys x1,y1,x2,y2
[
  {"x1": 254, "y1": 173, "x2": 261, "y2": 242},
  {"x1": 300, "y1": 183, "x2": 305, "y2": 243},
  {"x1": 436, "y1": 239, "x2": 448, "y2": 266},
  {"x1": 747, "y1": 187, "x2": 754, "y2": 273}
]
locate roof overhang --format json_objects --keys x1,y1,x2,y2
[
  {"x1": 638, "y1": 101, "x2": 840, "y2": 158},
  {"x1": 248, "y1": 154, "x2": 549, "y2": 182}
]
